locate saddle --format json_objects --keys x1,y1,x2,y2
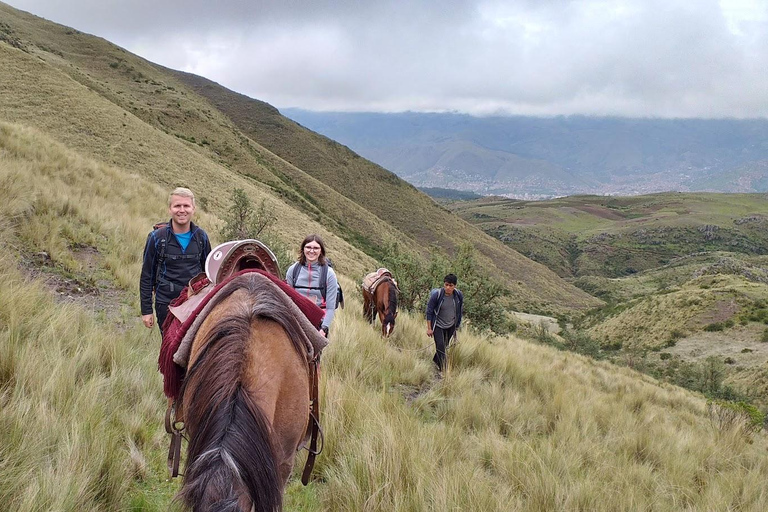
[
  {"x1": 206, "y1": 239, "x2": 281, "y2": 284},
  {"x1": 362, "y1": 267, "x2": 397, "y2": 294},
  {"x1": 168, "y1": 239, "x2": 281, "y2": 324}
]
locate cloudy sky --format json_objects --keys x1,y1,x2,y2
[{"x1": 6, "y1": 0, "x2": 768, "y2": 118}]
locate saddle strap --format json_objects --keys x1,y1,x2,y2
[
  {"x1": 165, "y1": 402, "x2": 184, "y2": 478},
  {"x1": 167, "y1": 432, "x2": 182, "y2": 478},
  {"x1": 301, "y1": 358, "x2": 321, "y2": 485}
]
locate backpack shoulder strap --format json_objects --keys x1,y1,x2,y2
[
  {"x1": 151, "y1": 225, "x2": 171, "y2": 288},
  {"x1": 320, "y1": 263, "x2": 328, "y2": 300},
  {"x1": 192, "y1": 227, "x2": 208, "y2": 252},
  {"x1": 158, "y1": 227, "x2": 169, "y2": 261},
  {"x1": 291, "y1": 262, "x2": 301, "y2": 284}
]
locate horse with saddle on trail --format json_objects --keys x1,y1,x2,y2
[
  {"x1": 362, "y1": 268, "x2": 399, "y2": 337},
  {"x1": 158, "y1": 239, "x2": 326, "y2": 512}
]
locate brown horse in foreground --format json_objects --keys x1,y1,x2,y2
[
  {"x1": 363, "y1": 276, "x2": 398, "y2": 337},
  {"x1": 175, "y1": 273, "x2": 324, "y2": 512}
]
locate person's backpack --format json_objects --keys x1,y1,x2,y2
[{"x1": 291, "y1": 258, "x2": 344, "y2": 309}]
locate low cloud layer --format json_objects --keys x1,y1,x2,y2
[{"x1": 7, "y1": 0, "x2": 768, "y2": 117}]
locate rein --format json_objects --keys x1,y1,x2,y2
[
  {"x1": 165, "y1": 401, "x2": 185, "y2": 478},
  {"x1": 301, "y1": 355, "x2": 324, "y2": 484}
]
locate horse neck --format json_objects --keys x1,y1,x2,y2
[{"x1": 377, "y1": 281, "x2": 397, "y2": 320}]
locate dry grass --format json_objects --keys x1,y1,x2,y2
[
  {"x1": 2, "y1": 136, "x2": 767, "y2": 509},
  {"x1": 287, "y1": 298, "x2": 768, "y2": 511}
]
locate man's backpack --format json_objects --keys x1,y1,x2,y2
[{"x1": 291, "y1": 258, "x2": 344, "y2": 309}]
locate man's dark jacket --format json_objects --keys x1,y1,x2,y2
[
  {"x1": 425, "y1": 287, "x2": 464, "y2": 329},
  {"x1": 140, "y1": 221, "x2": 211, "y2": 315}
]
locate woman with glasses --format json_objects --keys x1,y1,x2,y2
[{"x1": 286, "y1": 234, "x2": 338, "y2": 338}]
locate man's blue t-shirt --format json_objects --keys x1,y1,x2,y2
[{"x1": 174, "y1": 231, "x2": 193, "y2": 252}]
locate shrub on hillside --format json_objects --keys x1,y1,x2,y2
[
  {"x1": 219, "y1": 188, "x2": 292, "y2": 271},
  {"x1": 707, "y1": 400, "x2": 764, "y2": 437},
  {"x1": 561, "y1": 329, "x2": 604, "y2": 359},
  {"x1": 699, "y1": 356, "x2": 727, "y2": 396}
]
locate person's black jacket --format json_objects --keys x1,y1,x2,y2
[{"x1": 139, "y1": 221, "x2": 211, "y2": 315}]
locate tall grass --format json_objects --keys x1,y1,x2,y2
[
  {"x1": 307, "y1": 307, "x2": 768, "y2": 511},
  {"x1": 0, "y1": 250, "x2": 175, "y2": 510}
]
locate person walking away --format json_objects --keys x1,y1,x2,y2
[
  {"x1": 286, "y1": 234, "x2": 338, "y2": 338},
  {"x1": 426, "y1": 274, "x2": 464, "y2": 372},
  {"x1": 140, "y1": 187, "x2": 211, "y2": 334}
]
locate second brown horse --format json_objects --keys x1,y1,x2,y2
[{"x1": 363, "y1": 276, "x2": 398, "y2": 337}]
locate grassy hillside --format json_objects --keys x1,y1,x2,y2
[
  {"x1": 2, "y1": 124, "x2": 768, "y2": 510},
  {"x1": 0, "y1": 1, "x2": 599, "y2": 313},
  {"x1": 452, "y1": 195, "x2": 768, "y2": 405},
  {"x1": 573, "y1": 254, "x2": 768, "y2": 404},
  {"x1": 0, "y1": 4, "x2": 383, "y2": 277}
]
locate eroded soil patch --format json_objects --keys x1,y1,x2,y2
[
  {"x1": 18, "y1": 246, "x2": 132, "y2": 325},
  {"x1": 665, "y1": 324, "x2": 768, "y2": 368}
]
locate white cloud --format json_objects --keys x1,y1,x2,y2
[{"x1": 5, "y1": 0, "x2": 768, "y2": 117}]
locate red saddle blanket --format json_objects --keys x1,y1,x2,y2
[{"x1": 158, "y1": 268, "x2": 325, "y2": 399}]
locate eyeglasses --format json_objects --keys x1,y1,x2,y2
[{"x1": 304, "y1": 246, "x2": 321, "y2": 252}]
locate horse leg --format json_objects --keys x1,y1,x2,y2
[{"x1": 363, "y1": 293, "x2": 375, "y2": 324}]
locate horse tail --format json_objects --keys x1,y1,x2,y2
[{"x1": 178, "y1": 312, "x2": 281, "y2": 512}]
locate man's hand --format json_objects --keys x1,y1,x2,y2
[
  {"x1": 427, "y1": 327, "x2": 433, "y2": 338},
  {"x1": 142, "y1": 314, "x2": 154, "y2": 329}
]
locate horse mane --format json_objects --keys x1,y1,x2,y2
[{"x1": 176, "y1": 274, "x2": 312, "y2": 512}]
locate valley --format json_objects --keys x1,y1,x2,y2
[{"x1": 450, "y1": 193, "x2": 768, "y2": 406}]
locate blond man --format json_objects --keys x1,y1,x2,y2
[{"x1": 140, "y1": 188, "x2": 211, "y2": 333}]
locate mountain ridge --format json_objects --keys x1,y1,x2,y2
[{"x1": 282, "y1": 109, "x2": 768, "y2": 198}]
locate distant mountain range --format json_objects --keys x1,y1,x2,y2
[{"x1": 282, "y1": 110, "x2": 768, "y2": 199}]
